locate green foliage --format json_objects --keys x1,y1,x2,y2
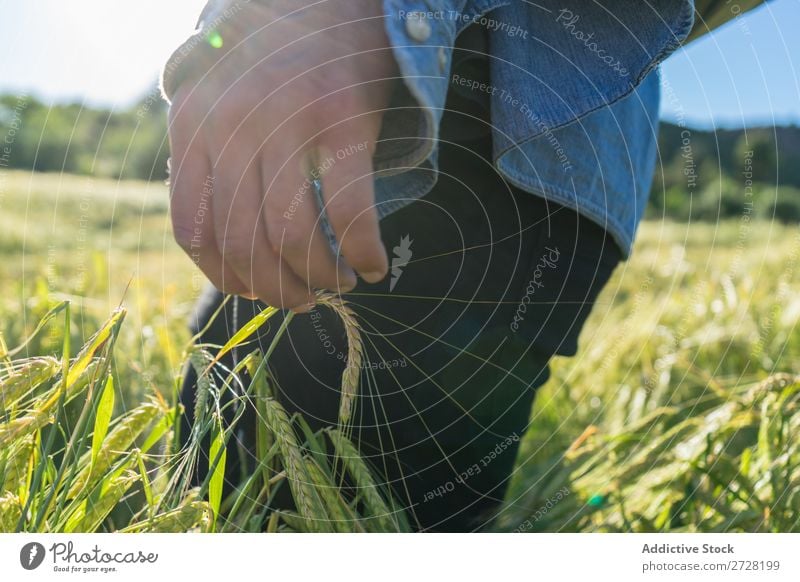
[
  {"x1": 0, "y1": 91, "x2": 169, "y2": 181},
  {"x1": 0, "y1": 304, "x2": 405, "y2": 532},
  {"x1": 496, "y1": 375, "x2": 800, "y2": 532},
  {"x1": 499, "y1": 219, "x2": 800, "y2": 532},
  {"x1": 651, "y1": 122, "x2": 800, "y2": 222},
  {"x1": 0, "y1": 173, "x2": 798, "y2": 532},
  {"x1": 2, "y1": 89, "x2": 799, "y2": 221}
]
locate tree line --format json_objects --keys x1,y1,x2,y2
[{"x1": 1, "y1": 92, "x2": 798, "y2": 222}]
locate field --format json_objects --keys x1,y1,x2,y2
[{"x1": 1, "y1": 170, "x2": 799, "y2": 532}]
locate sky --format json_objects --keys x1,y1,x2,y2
[{"x1": 0, "y1": 0, "x2": 798, "y2": 128}]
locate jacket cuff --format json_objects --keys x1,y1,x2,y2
[
  {"x1": 375, "y1": 1, "x2": 494, "y2": 175},
  {"x1": 159, "y1": 0, "x2": 488, "y2": 178}
]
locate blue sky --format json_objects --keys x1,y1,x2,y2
[
  {"x1": 0, "y1": 0, "x2": 798, "y2": 128},
  {"x1": 660, "y1": 0, "x2": 800, "y2": 127}
]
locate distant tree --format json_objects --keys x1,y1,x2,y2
[
  {"x1": 734, "y1": 130, "x2": 778, "y2": 184},
  {"x1": 1, "y1": 92, "x2": 798, "y2": 223}
]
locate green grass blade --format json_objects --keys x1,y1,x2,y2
[
  {"x1": 63, "y1": 307, "x2": 124, "y2": 390},
  {"x1": 91, "y1": 375, "x2": 115, "y2": 466},
  {"x1": 135, "y1": 450, "x2": 155, "y2": 515},
  {"x1": 211, "y1": 305, "x2": 279, "y2": 366},
  {"x1": 208, "y1": 418, "x2": 227, "y2": 531},
  {"x1": 2, "y1": 300, "x2": 69, "y2": 359}
]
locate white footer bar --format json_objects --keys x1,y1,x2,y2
[{"x1": 1, "y1": 533, "x2": 797, "y2": 581}]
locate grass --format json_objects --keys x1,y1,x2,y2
[{"x1": 0, "y1": 170, "x2": 798, "y2": 532}]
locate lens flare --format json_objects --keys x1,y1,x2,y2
[{"x1": 206, "y1": 30, "x2": 223, "y2": 49}]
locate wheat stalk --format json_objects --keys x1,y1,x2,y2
[
  {"x1": 0, "y1": 360, "x2": 104, "y2": 449},
  {"x1": 276, "y1": 511, "x2": 306, "y2": 532},
  {"x1": 189, "y1": 349, "x2": 215, "y2": 428},
  {"x1": 0, "y1": 357, "x2": 59, "y2": 408},
  {"x1": 0, "y1": 413, "x2": 54, "y2": 449},
  {"x1": 71, "y1": 471, "x2": 138, "y2": 532},
  {"x1": 328, "y1": 428, "x2": 397, "y2": 532},
  {"x1": 3, "y1": 435, "x2": 34, "y2": 492},
  {"x1": 262, "y1": 397, "x2": 330, "y2": 532},
  {"x1": 305, "y1": 458, "x2": 360, "y2": 532},
  {"x1": 123, "y1": 492, "x2": 212, "y2": 533},
  {"x1": 68, "y1": 400, "x2": 161, "y2": 498},
  {"x1": 315, "y1": 293, "x2": 363, "y2": 427},
  {"x1": 0, "y1": 493, "x2": 22, "y2": 532}
]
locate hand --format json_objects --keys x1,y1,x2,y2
[{"x1": 167, "y1": 0, "x2": 396, "y2": 309}]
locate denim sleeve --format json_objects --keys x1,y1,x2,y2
[
  {"x1": 158, "y1": 0, "x2": 508, "y2": 166},
  {"x1": 377, "y1": 0, "x2": 693, "y2": 173},
  {"x1": 372, "y1": 0, "x2": 507, "y2": 174},
  {"x1": 161, "y1": 1, "x2": 690, "y2": 175},
  {"x1": 160, "y1": 0, "x2": 694, "y2": 255}
]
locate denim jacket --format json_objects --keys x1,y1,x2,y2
[{"x1": 162, "y1": 0, "x2": 695, "y2": 256}]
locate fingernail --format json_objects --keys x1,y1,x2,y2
[
  {"x1": 361, "y1": 270, "x2": 386, "y2": 284},
  {"x1": 291, "y1": 303, "x2": 314, "y2": 314}
]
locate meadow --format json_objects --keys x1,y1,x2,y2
[{"x1": 1, "y1": 170, "x2": 798, "y2": 532}]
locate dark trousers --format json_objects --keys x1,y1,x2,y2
[{"x1": 180, "y1": 136, "x2": 622, "y2": 531}]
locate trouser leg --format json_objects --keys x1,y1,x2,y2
[{"x1": 179, "y1": 136, "x2": 622, "y2": 531}]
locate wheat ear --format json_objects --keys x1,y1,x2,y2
[
  {"x1": 262, "y1": 397, "x2": 330, "y2": 532},
  {"x1": 315, "y1": 293, "x2": 363, "y2": 427}
]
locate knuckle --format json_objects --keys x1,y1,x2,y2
[
  {"x1": 210, "y1": 92, "x2": 255, "y2": 131},
  {"x1": 267, "y1": 217, "x2": 308, "y2": 253},
  {"x1": 214, "y1": 101, "x2": 243, "y2": 127},
  {"x1": 281, "y1": 225, "x2": 310, "y2": 253},
  {"x1": 315, "y1": 81, "x2": 363, "y2": 117},
  {"x1": 219, "y1": 234, "x2": 254, "y2": 266}
]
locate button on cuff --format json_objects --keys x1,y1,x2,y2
[{"x1": 405, "y1": 11, "x2": 432, "y2": 42}]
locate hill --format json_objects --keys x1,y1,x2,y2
[{"x1": 2, "y1": 93, "x2": 798, "y2": 221}]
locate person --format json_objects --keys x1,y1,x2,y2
[{"x1": 161, "y1": 0, "x2": 695, "y2": 531}]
